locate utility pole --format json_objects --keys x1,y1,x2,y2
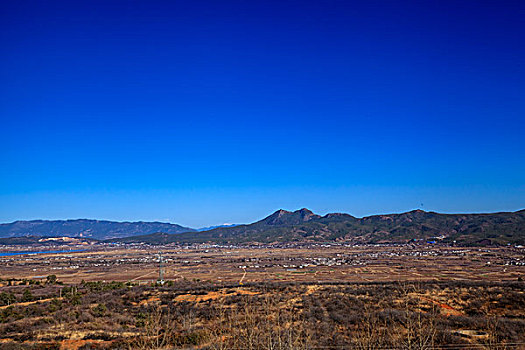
[{"x1": 158, "y1": 251, "x2": 164, "y2": 285}]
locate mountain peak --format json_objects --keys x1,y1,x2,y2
[
  {"x1": 261, "y1": 208, "x2": 320, "y2": 226},
  {"x1": 294, "y1": 208, "x2": 319, "y2": 221},
  {"x1": 324, "y1": 212, "x2": 356, "y2": 220}
]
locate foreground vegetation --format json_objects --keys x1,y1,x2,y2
[{"x1": 0, "y1": 277, "x2": 524, "y2": 349}]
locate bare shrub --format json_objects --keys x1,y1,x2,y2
[
  {"x1": 206, "y1": 295, "x2": 310, "y2": 350},
  {"x1": 128, "y1": 304, "x2": 177, "y2": 350},
  {"x1": 353, "y1": 305, "x2": 389, "y2": 349},
  {"x1": 390, "y1": 284, "x2": 438, "y2": 350}
]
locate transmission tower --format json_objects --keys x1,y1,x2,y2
[{"x1": 158, "y1": 251, "x2": 165, "y2": 284}]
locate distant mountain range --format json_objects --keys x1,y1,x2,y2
[
  {"x1": 1, "y1": 209, "x2": 524, "y2": 246},
  {"x1": 196, "y1": 224, "x2": 239, "y2": 232},
  {"x1": 0, "y1": 219, "x2": 194, "y2": 240},
  {"x1": 108, "y1": 208, "x2": 525, "y2": 246}
]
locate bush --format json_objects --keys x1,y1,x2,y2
[
  {"x1": 91, "y1": 304, "x2": 108, "y2": 318},
  {"x1": 21, "y1": 289, "x2": 33, "y2": 302}
]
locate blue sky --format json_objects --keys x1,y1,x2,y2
[{"x1": 1, "y1": 0, "x2": 524, "y2": 227}]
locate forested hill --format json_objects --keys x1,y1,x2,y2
[{"x1": 108, "y1": 208, "x2": 525, "y2": 246}]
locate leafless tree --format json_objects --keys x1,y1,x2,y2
[
  {"x1": 390, "y1": 283, "x2": 437, "y2": 350},
  {"x1": 129, "y1": 303, "x2": 177, "y2": 350},
  {"x1": 354, "y1": 304, "x2": 389, "y2": 349}
]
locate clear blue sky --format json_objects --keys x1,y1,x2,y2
[{"x1": 1, "y1": 0, "x2": 524, "y2": 228}]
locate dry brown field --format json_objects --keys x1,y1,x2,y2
[{"x1": 1, "y1": 245, "x2": 523, "y2": 284}]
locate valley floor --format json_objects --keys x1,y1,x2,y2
[{"x1": 0, "y1": 245, "x2": 523, "y2": 285}]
